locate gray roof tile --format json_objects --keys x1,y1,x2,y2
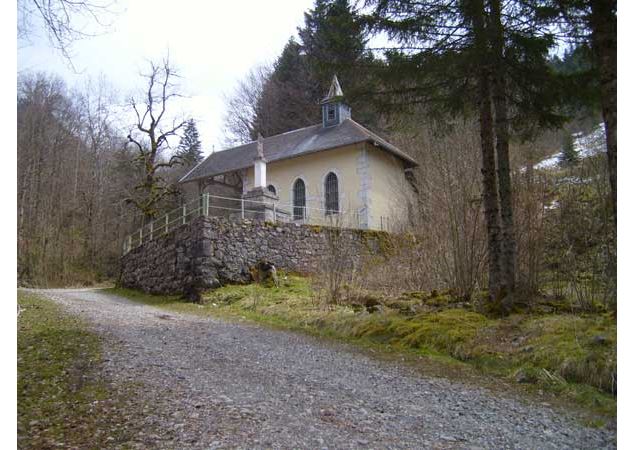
[{"x1": 179, "y1": 119, "x2": 418, "y2": 184}]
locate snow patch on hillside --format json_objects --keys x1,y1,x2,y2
[{"x1": 534, "y1": 123, "x2": 607, "y2": 170}]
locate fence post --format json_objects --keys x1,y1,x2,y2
[
  {"x1": 241, "y1": 198, "x2": 245, "y2": 219},
  {"x1": 182, "y1": 205, "x2": 186, "y2": 225},
  {"x1": 203, "y1": 193, "x2": 210, "y2": 217},
  {"x1": 149, "y1": 221, "x2": 154, "y2": 240},
  {"x1": 165, "y1": 214, "x2": 169, "y2": 233},
  {"x1": 139, "y1": 227, "x2": 143, "y2": 245}
]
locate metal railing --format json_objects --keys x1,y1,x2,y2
[{"x1": 122, "y1": 193, "x2": 392, "y2": 255}]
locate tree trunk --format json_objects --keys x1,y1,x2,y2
[
  {"x1": 589, "y1": 0, "x2": 617, "y2": 223},
  {"x1": 469, "y1": 0, "x2": 503, "y2": 301},
  {"x1": 489, "y1": 0, "x2": 516, "y2": 310}
]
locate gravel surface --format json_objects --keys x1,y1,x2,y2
[{"x1": 33, "y1": 288, "x2": 615, "y2": 449}]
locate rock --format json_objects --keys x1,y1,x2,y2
[
  {"x1": 361, "y1": 295, "x2": 381, "y2": 307},
  {"x1": 592, "y1": 335, "x2": 608, "y2": 345},
  {"x1": 515, "y1": 369, "x2": 537, "y2": 384},
  {"x1": 351, "y1": 303, "x2": 364, "y2": 313}
]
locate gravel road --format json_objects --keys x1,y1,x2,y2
[{"x1": 34, "y1": 288, "x2": 615, "y2": 449}]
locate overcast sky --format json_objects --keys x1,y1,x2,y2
[{"x1": 17, "y1": 0, "x2": 317, "y2": 156}]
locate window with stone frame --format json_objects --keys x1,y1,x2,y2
[
  {"x1": 324, "y1": 172, "x2": 339, "y2": 215},
  {"x1": 293, "y1": 179, "x2": 306, "y2": 220}
]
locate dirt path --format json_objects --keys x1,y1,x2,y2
[{"x1": 33, "y1": 288, "x2": 615, "y2": 449}]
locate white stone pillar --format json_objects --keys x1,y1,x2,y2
[
  {"x1": 254, "y1": 158, "x2": 267, "y2": 188},
  {"x1": 254, "y1": 133, "x2": 267, "y2": 189}
]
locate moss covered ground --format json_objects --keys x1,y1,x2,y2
[
  {"x1": 17, "y1": 291, "x2": 146, "y2": 448},
  {"x1": 109, "y1": 275, "x2": 616, "y2": 423}
]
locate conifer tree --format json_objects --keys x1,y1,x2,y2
[
  {"x1": 253, "y1": 38, "x2": 319, "y2": 138},
  {"x1": 549, "y1": 44, "x2": 599, "y2": 120},
  {"x1": 176, "y1": 119, "x2": 203, "y2": 167},
  {"x1": 298, "y1": 0, "x2": 367, "y2": 86},
  {"x1": 298, "y1": 0, "x2": 379, "y2": 127},
  {"x1": 539, "y1": 0, "x2": 616, "y2": 221},
  {"x1": 224, "y1": 0, "x2": 379, "y2": 143},
  {"x1": 364, "y1": 0, "x2": 567, "y2": 310},
  {"x1": 559, "y1": 133, "x2": 579, "y2": 167}
]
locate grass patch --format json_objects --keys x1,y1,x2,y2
[
  {"x1": 17, "y1": 291, "x2": 146, "y2": 448},
  {"x1": 108, "y1": 276, "x2": 616, "y2": 423},
  {"x1": 353, "y1": 310, "x2": 491, "y2": 360}
]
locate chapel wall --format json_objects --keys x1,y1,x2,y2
[
  {"x1": 119, "y1": 215, "x2": 388, "y2": 295},
  {"x1": 366, "y1": 144, "x2": 415, "y2": 231},
  {"x1": 243, "y1": 143, "x2": 366, "y2": 228}
]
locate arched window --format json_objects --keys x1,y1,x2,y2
[
  {"x1": 324, "y1": 172, "x2": 339, "y2": 215},
  {"x1": 292, "y1": 179, "x2": 306, "y2": 220},
  {"x1": 267, "y1": 184, "x2": 276, "y2": 195}
]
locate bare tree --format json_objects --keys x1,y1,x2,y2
[
  {"x1": 221, "y1": 40, "x2": 321, "y2": 146},
  {"x1": 75, "y1": 75, "x2": 119, "y2": 268},
  {"x1": 17, "y1": 72, "x2": 125, "y2": 286},
  {"x1": 18, "y1": 0, "x2": 119, "y2": 69},
  {"x1": 312, "y1": 215, "x2": 359, "y2": 306},
  {"x1": 394, "y1": 119, "x2": 488, "y2": 299},
  {"x1": 125, "y1": 58, "x2": 187, "y2": 220},
  {"x1": 16, "y1": 67, "x2": 194, "y2": 287},
  {"x1": 221, "y1": 64, "x2": 272, "y2": 147}
]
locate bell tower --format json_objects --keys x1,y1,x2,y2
[{"x1": 321, "y1": 75, "x2": 351, "y2": 128}]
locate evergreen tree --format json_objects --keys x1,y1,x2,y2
[
  {"x1": 225, "y1": 0, "x2": 380, "y2": 142},
  {"x1": 550, "y1": 45, "x2": 594, "y2": 76},
  {"x1": 272, "y1": 38, "x2": 314, "y2": 86},
  {"x1": 559, "y1": 133, "x2": 579, "y2": 167},
  {"x1": 364, "y1": 0, "x2": 567, "y2": 310},
  {"x1": 541, "y1": 0, "x2": 616, "y2": 222},
  {"x1": 176, "y1": 119, "x2": 203, "y2": 166},
  {"x1": 253, "y1": 38, "x2": 319, "y2": 138},
  {"x1": 298, "y1": 0, "x2": 367, "y2": 86},
  {"x1": 548, "y1": 44, "x2": 600, "y2": 120},
  {"x1": 298, "y1": 0, "x2": 379, "y2": 128}
]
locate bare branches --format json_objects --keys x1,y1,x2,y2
[
  {"x1": 131, "y1": 98, "x2": 150, "y2": 133},
  {"x1": 156, "y1": 118, "x2": 188, "y2": 150},
  {"x1": 153, "y1": 154, "x2": 185, "y2": 172},
  {"x1": 125, "y1": 58, "x2": 186, "y2": 220},
  {"x1": 126, "y1": 134, "x2": 145, "y2": 157},
  {"x1": 17, "y1": 72, "x2": 128, "y2": 286},
  {"x1": 18, "y1": 0, "x2": 120, "y2": 70},
  {"x1": 221, "y1": 64, "x2": 273, "y2": 147}
]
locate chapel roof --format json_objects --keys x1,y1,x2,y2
[{"x1": 179, "y1": 119, "x2": 418, "y2": 184}]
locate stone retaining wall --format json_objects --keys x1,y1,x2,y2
[{"x1": 120, "y1": 216, "x2": 387, "y2": 295}]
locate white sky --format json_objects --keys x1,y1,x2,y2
[{"x1": 17, "y1": 0, "x2": 316, "y2": 156}]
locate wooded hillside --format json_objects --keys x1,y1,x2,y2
[{"x1": 17, "y1": 0, "x2": 616, "y2": 314}]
